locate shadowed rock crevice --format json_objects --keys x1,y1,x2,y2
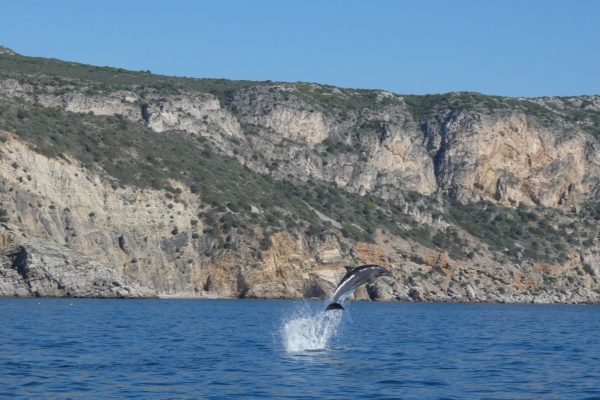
[
  {"x1": 303, "y1": 281, "x2": 327, "y2": 299},
  {"x1": 140, "y1": 103, "x2": 150, "y2": 123}
]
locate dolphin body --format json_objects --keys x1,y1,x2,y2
[{"x1": 325, "y1": 264, "x2": 391, "y2": 311}]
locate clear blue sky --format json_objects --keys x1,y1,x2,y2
[{"x1": 1, "y1": 0, "x2": 598, "y2": 97}]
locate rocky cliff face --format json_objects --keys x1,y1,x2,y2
[
  {"x1": 3, "y1": 77, "x2": 598, "y2": 209},
  {"x1": 422, "y1": 111, "x2": 599, "y2": 208},
  {"x1": 1, "y1": 49, "x2": 599, "y2": 302}
]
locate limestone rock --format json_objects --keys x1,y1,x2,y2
[{"x1": 0, "y1": 240, "x2": 153, "y2": 298}]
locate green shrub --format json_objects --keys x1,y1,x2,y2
[{"x1": 341, "y1": 224, "x2": 366, "y2": 242}]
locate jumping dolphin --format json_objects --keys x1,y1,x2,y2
[{"x1": 325, "y1": 264, "x2": 391, "y2": 311}]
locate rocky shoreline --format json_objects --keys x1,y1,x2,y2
[{"x1": 2, "y1": 226, "x2": 598, "y2": 304}]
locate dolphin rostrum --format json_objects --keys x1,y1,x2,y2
[{"x1": 325, "y1": 264, "x2": 391, "y2": 311}]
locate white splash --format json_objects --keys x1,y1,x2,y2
[{"x1": 281, "y1": 304, "x2": 343, "y2": 353}]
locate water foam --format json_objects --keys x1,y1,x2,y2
[{"x1": 281, "y1": 303, "x2": 343, "y2": 353}]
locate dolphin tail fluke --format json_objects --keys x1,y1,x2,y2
[{"x1": 325, "y1": 302, "x2": 344, "y2": 311}]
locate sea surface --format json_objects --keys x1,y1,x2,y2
[{"x1": 0, "y1": 299, "x2": 599, "y2": 399}]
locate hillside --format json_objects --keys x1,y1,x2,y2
[{"x1": 1, "y1": 47, "x2": 599, "y2": 302}]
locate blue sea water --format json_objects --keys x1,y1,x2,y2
[{"x1": 0, "y1": 299, "x2": 599, "y2": 399}]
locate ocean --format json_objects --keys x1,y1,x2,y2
[{"x1": 0, "y1": 299, "x2": 599, "y2": 399}]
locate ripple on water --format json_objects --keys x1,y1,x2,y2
[{"x1": 0, "y1": 299, "x2": 599, "y2": 399}]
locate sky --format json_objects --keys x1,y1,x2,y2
[{"x1": 1, "y1": 0, "x2": 599, "y2": 97}]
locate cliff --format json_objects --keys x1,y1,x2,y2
[{"x1": 1, "y1": 48, "x2": 599, "y2": 303}]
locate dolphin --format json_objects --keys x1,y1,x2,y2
[{"x1": 325, "y1": 264, "x2": 391, "y2": 311}]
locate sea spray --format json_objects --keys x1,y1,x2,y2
[{"x1": 281, "y1": 302, "x2": 343, "y2": 353}]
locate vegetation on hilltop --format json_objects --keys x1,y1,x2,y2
[
  {"x1": 0, "y1": 51, "x2": 265, "y2": 105},
  {"x1": 293, "y1": 84, "x2": 401, "y2": 114},
  {"x1": 2, "y1": 49, "x2": 598, "y2": 136},
  {"x1": 403, "y1": 92, "x2": 600, "y2": 138},
  {"x1": 404, "y1": 92, "x2": 548, "y2": 120}
]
